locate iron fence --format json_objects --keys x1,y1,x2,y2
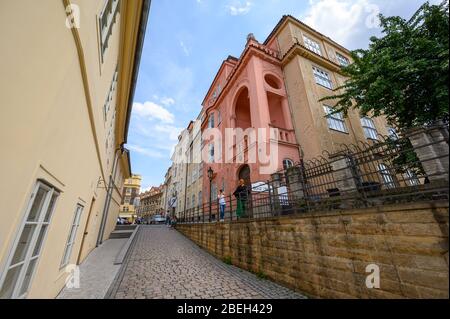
[{"x1": 178, "y1": 122, "x2": 449, "y2": 224}]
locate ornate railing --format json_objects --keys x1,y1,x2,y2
[{"x1": 178, "y1": 122, "x2": 449, "y2": 223}]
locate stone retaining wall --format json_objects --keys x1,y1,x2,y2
[{"x1": 176, "y1": 202, "x2": 449, "y2": 299}]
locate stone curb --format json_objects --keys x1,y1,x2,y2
[
  {"x1": 114, "y1": 225, "x2": 140, "y2": 265},
  {"x1": 104, "y1": 225, "x2": 141, "y2": 299}
]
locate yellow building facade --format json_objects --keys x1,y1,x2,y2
[
  {"x1": 265, "y1": 16, "x2": 393, "y2": 161},
  {"x1": 119, "y1": 174, "x2": 142, "y2": 223},
  {"x1": 0, "y1": 0, "x2": 150, "y2": 298}
]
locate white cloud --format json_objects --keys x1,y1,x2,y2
[
  {"x1": 154, "y1": 124, "x2": 184, "y2": 141},
  {"x1": 127, "y1": 145, "x2": 165, "y2": 159},
  {"x1": 161, "y1": 97, "x2": 175, "y2": 106},
  {"x1": 227, "y1": 1, "x2": 253, "y2": 16},
  {"x1": 132, "y1": 101, "x2": 175, "y2": 123},
  {"x1": 302, "y1": 0, "x2": 380, "y2": 48}
]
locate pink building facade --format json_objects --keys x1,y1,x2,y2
[{"x1": 200, "y1": 34, "x2": 301, "y2": 205}]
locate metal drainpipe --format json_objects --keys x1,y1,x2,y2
[{"x1": 97, "y1": 145, "x2": 124, "y2": 247}]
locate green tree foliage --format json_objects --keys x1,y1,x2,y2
[{"x1": 322, "y1": 1, "x2": 449, "y2": 129}]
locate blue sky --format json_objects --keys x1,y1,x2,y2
[{"x1": 128, "y1": 0, "x2": 439, "y2": 191}]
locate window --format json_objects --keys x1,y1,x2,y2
[
  {"x1": 387, "y1": 127, "x2": 399, "y2": 140},
  {"x1": 361, "y1": 117, "x2": 379, "y2": 140},
  {"x1": 99, "y1": 0, "x2": 121, "y2": 63},
  {"x1": 324, "y1": 106, "x2": 348, "y2": 133},
  {"x1": 208, "y1": 113, "x2": 215, "y2": 129},
  {"x1": 378, "y1": 163, "x2": 396, "y2": 189},
  {"x1": 212, "y1": 84, "x2": 222, "y2": 99},
  {"x1": 209, "y1": 144, "x2": 215, "y2": 163},
  {"x1": 221, "y1": 178, "x2": 226, "y2": 193},
  {"x1": 103, "y1": 66, "x2": 118, "y2": 123},
  {"x1": 313, "y1": 66, "x2": 333, "y2": 89},
  {"x1": 199, "y1": 162, "x2": 204, "y2": 177},
  {"x1": 283, "y1": 159, "x2": 295, "y2": 170},
  {"x1": 0, "y1": 182, "x2": 59, "y2": 298},
  {"x1": 61, "y1": 205, "x2": 84, "y2": 267},
  {"x1": 192, "y1": 195, "x2": 196, "y2": 208},
  {"x1": 211, "y1": 184, "x2": 218, "y2": 201},
  {"x1": 405, "y1": 169, "x2": 420, "y2": 186},
  {"x1": 303, "y1": 36, "x2": 322, "y2": 56},
  {"x1": 218, "y1": 110, "x2": 222, "y2": 125},
  {"x1": 336, "y1": 52, "x2": 350, "y2": 67},
  {"x1": 192, "y1": 166, "x2": 197, "y2": 182}
]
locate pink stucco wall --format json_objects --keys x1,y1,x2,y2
[{"x1": 200, "y1": 36, "x2": 301, "y2": 206}]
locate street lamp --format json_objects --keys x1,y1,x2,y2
[{"x1": 207, "y1": 167, "x2": 214, "y2": 222}]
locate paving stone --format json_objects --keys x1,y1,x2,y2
[{"x1": 110, "y1": 226, "x2": 306, "y2": 299}]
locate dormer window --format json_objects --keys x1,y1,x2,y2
[
  {"x1": 303, "y1": 35, "x2": 322, "y2": 56},
  {"x1": 336, "y1": 52, "x2": 350, "y2": 67}
]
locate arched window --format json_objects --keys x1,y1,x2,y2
[{"x1": 283, "y1": 159, "x2": 294, "y2": 170}]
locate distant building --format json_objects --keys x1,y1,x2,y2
[
  {"x1": 184, "y1": 112, "x2": 204, "y2": 219},
  {"x1": 119, "y1": 174, "x2": 142, "y2": 223},
  {"x1": 138, "y1": 186, "x2": 164, "y2": 222}
]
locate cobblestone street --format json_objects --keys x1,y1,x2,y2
[{"x1": 108, "y1": 226, "x2": 306, "y2": 299}]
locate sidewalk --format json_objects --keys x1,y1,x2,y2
[{"x1": 57, "y1": 238, "x2": 127, "y2": 299}]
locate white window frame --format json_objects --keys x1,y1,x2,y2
[
  {"x1": 103, "y1": 66, "x2": 119, "y2": 123},
  {"x1": 313, "y1": 66, "x2": 333, "y2": 89},
  {"x1": 324, "y1": 106, "x2": 348, "y2": 133},
  {"x1": 336, "y1": 52, "x2": 350, "y2": 67},
  {"x1": 303, "y1": 36, "x2": 322, "y2": 56},
  {"x1": 0, "y1": 181, "x2": 59, "y2": 299},
  {"x1": 61, "y1": 204, "x2": 84, "y2": 268},
  {"x1": 361, "y1": 117, "x2": 379, "y2": 140},
  {"x1": 378, "y1": 163, "x2": 396, "y2": 189},
  {"x1": 99, "y1": 0, "x2": 121, "y2": 63},
  {"x1": 405, "y1": 169, "x2": 420, "y2": 186},
  {"x1": 208, "y1": 113, "x2": 215, "y2": 129},
  {"x1": 387, "y1": 127, "x2": 399, "y2": 140}
]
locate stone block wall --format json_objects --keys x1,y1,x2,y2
[{"x1": 176, "y1": 202, "x2": 449, "y2": 299}]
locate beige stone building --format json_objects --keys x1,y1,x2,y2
[
  {"x1": 169, "y1": 127, "x2": 191, "y2": 217},
  {"x1": 0, "y1": 0, "x2": 150, "y2": 298},
  {"x1": 137, "y1": 185, "x2": 164, "y2": 222},
  {"x1": 184, "y1": 114, "x2": 204, "y2": 219},
  {"x1": 119, "y1": 174, "x2": 142, "y2": 223},
  {"x1": 264, "y1": 15, "x2": 393, "y2": 161},
  {"x1": 163, "y1": 167, "x2": 173, "y2": 214}
]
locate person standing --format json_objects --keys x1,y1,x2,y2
[
  {"x1": 218, "y1": 190, "x2": 226, "y2": 222},
  {"x1": 233, "y1": 179, "x2": 250, "y2": 219},
  {"x1": 166, "y1": 211, "x2": 171, "y2": 227}
]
